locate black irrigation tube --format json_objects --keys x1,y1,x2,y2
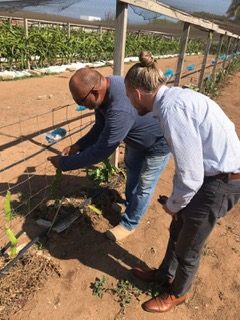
[
  {"x1": 0, "y1": 184, "x2": 112, "y2": 277},
  {"x1": 0, "y1": 231, "x2": 46, "y2": 277},
  {"x1": 0, "y1": 230, "x2": 25, "y2": 256}
]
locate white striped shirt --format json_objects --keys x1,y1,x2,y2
[{"x1": 153, "y1": 85, "x2": 240, "y2": 213}]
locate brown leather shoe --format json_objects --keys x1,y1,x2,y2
[{"x1": 142, "y1": 293, "x2": 186, "y2": 313}]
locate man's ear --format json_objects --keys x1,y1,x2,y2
[
  {"x1": 135, "y1": 88, "x2": 142, "y2": 100},
  {"x1": 91, "y1": 89, "x2": 99, "y2": 101}
]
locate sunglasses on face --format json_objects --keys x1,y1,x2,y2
[{"x1": 77, "y1": 85, "x2": 95, "y2": 105}]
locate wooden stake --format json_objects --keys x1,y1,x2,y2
[
  {"x1": 67, "y1": 22, "x2": 71, "y2": 39},
  {"x1": 113, "y1": 1, "x2": 128, "y2": 76},
  {"x1": 24, "y1": 18, "x2": 30, "y2": 70},
  {"x1": 198, "y1": 30, "x2": 213, "y2": 91},
  {"x1": 112, "y1": 1, "x2": 128, "y2": 167},
  {"x1": 212, "y1": 34, "x2": 224, "y2": 82},
  {"x1": 174, "y1": 22, "x2": 190, "y2": 86},
  {"x1": 223, "y1": 36, "x2": 232, "y2": 69}
]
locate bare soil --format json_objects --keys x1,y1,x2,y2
[{"x1": 0, "y1": 58, "x2": 239, "y2": 320}]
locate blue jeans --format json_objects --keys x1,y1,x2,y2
[{"x1": 120, "y1": 145, "x2": 169, "y2": 230}]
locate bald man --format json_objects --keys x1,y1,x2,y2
[{"x1": 48, "y1": 68, "x2": 170, "y2": 241}]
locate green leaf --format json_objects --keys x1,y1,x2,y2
[
  {"x1": 5, "y1": 227, "x2": 17, "y2": 256},
  {"x1": 4, "y1": 191, "x2": 12, "y2": 223},
  {"x1": 87, "y1": 204, "x2": 102, "y2": 215}
]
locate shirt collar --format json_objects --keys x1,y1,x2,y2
[{"x1": 153, "y1": 85, "x2": 168, "y2": 113}]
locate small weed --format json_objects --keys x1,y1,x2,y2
[
  {"x1": 112, "y1": 279, "x2": 142, "y2": 308},
  {"x1": 90, "y1": 277, "x2": 145, "y2": 312},
  {"x1": 90, "y1": 276, "x2": 108, "y2": 298}
]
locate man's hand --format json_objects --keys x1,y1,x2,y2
[
  {"x1": 158, "y1": 195, "x2": 177, "y2": 220},
  {"x1": 162, "y1": 204, "x2": 178, "y2": 220},
  {"x1": 47, "y1": 155, "x2": 62, "y2": 169},
  {"x1": 62, "y1": 144, "x2": 80, "y2": 156}
]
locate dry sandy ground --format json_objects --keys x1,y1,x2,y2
[{"x1": 0, "y1": 57, "x2": 239, "y2": 320}]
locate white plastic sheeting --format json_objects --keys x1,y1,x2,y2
[{"x1": 0, "y1": 51, "x2": 221, "y2": 81}]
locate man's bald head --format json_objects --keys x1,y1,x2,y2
[
  {"x1": 69, "y1": 68, "x2": 107, "y2": 109},
  {"x1": 69, "y1": 68, "x2": 101, "y2": 96}
]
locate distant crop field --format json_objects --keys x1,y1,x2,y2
[{"x1": 0, "y1": 21, "x2": 205, "y2": 70}]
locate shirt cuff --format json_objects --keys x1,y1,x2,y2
[
  {"x1": 166, "y1": 197, "x2": 183, "y2": 213},
  {"x1": 58, "y1": 156, "x2": 71, "y2": 172}
]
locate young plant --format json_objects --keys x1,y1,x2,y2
[
  {"x1": 50, "y1": 168, "x2": 62, "y2": 205},
  {"x1": 89, "y1": 158, "x2": 118, "y2": 183},
  {"x1": 3, "y1": 191, "x2": 17, "y2": 256},
  {"x1": 113, "y1": 280, "x2": 142, "y2": 308},
  {"x1": 90, "y1": 276, "x2": 107, "y2": 298}
]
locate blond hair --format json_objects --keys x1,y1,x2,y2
[{"x1": 125, "y1": 51, "x2": 165, "y2": 92}]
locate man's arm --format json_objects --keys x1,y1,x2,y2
[
  {"x1": 163, "y1": 108, "x2": 204, "y2": 213},
  {"x1": 57, "y1": 110, "x2": 135, "y2": 171},
  {"x1": 75, "y1": 110, "x2": 105, "y2": 151}
]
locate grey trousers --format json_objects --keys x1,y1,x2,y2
[{"x1": 156, "y1": 175, "x2": 240, "y2": 296}]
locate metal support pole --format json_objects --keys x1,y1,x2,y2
[
  {"x1": 198, "y1": 30, "x2": 213, "y2": 91},
  {"x1": 212, "y1": 34, "x2": 224, "y2": 82},
  {"x1": 174, "y1": 22, "x2": 190, "y2": 86},
  {"x1": 112, "y1": 0, "x2": 128, "y2": 167}
]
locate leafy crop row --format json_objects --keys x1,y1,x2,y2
[{"x1": 0, "y1": 21, "x2": 204, "y2": 70}]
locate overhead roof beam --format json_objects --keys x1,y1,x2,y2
[{"x1": 120, "y1": 0, "x2": 240, "y2": 38}]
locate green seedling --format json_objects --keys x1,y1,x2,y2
[
  {"x1": 3, "y1": 191, "x2": 17, "y2": 256},
  {"x1": 113, "y1": 280, "x2": 142, "y2": 308},
  {"x1": 50, "y1": 168, "x2": 62, "y2": 202},
  {"x1": 89, "y1": 158, "x2": 126, "y2": 183},
  {"x1": 90, "y1": 276, "x2": 107, "y2": 298},
  {"x1": 89, "y1": 158, "x2": 117, "y2": 183},
  {"x1": 90, "y1": 276, "x2": 146, "y2": 317}
]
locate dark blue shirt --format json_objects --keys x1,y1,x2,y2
[{"x1": 59, "y1": 76, "x2": 169, "y2": 171}]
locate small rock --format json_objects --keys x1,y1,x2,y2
[
  {"x1": 37, "y1": 94, "x2": 53, "y2": 100},
  {"x1": 150, "y1": 247, "x2": 156, "y2": 254}
]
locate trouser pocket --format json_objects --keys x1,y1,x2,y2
[{"x1": 211, "y1": 190, "x2": 240, "y2": 219}]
